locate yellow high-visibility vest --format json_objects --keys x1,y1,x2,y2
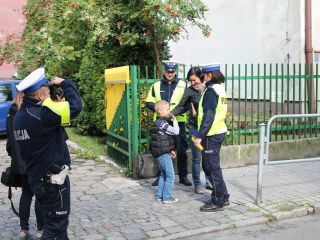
[
  {"x1": 198, "y1": 84, "x2": 227, "y2": 136},
  {"x1": 42, "y1": 98, "x2": 70, "y2": 126},
  {"x1": 146, "y1": 80, "x2": 187, "y2": 122}
]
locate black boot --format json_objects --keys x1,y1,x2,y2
[
  {"x1": 179, "y1": 176, "x2": 192, "y2": 186},
  {"x1": 206, "y1": 184, "x2": 214, "y2": 191},
  {"x1": 200, "y1": 201, "x2": 224, "y2": 212},
  {"x1": 152, "y1": 177, "x2": 159, "y2": 186}
]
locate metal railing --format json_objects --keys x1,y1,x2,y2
[
  {"x1": 256, "y1": 114, "x2": 320, "y2": 204},
  {"x1": 136, "y1": 63, "x2": 320, "y2": 154}
]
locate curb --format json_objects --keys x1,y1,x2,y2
[
  {"x1": 152, "y1": 217, "x2": 268, "y2": 240},
  {"x1": 314, "y1": 203, "x2": 320, "y2": 214},
  {"x1": 152, "y1": 223, "x2": 233, "y2": 240},
  {"x1": 99, "y1": 155, "x2": 122, "y2": 170},
  {"x1": 152, "y1": 203, "x2": 319, "y2": 240},
  {"x1": 273, "y1": 207, "x2": 309, "y2": 221}
]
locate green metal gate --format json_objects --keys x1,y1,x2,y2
[{"x1": 105, "y1": 64, "x2": 320, "y2": 175}]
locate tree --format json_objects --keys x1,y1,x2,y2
[
  {"x1": 103, "y1": 0, "x2": 211, "y2": 76},
  {"x1": 0, "y1": 0, "x2": 211, "y2": 135}
]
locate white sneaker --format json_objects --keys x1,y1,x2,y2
[
  {"x1": 163, "y1": 198, "x2": 179, "y2": 204},
  {"x1": 19, "y1": 230, "x2": 30, "y2": 239},
  {"x1": 34, "y1": 230, "x2": 43, "y2": 239}
]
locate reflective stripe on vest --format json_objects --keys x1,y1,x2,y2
[
  {"x1": 152, "y1": 80, "x2": 187, "y2": 122},
  {"x1": 198, "y1": 84, "x2": 227, "y2": 136},
  {"x1": 42, "y1": 98, "x2": 70, "y2": 126}
]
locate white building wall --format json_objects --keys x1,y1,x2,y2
[
  {"x1": 313, "y1": 0, "x2": 320, "y2": 53},
  {"x1": 169, "y1": 0, "x2": 305, "y2": 65}
]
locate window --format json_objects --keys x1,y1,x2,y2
[
  {"x1": 0, "y1": 84, "x2": 13, "y2": 103},
  {"x1": 315, "y1": 51, "x2": 320, "y2": 63}
]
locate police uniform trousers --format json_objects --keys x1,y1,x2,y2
[
  {"x1": 201, "y1": 133, "x2": 229, "y2": 206},
  {"x1": 31, "y1": 176, "x2": 70, "y2": 240},
  {"x1": 175, "y1": 122, "x2": 188, "y2": 178}
]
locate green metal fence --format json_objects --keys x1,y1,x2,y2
[{"x1": 106, "y1": 64, "x2": 320, "y2": 172}]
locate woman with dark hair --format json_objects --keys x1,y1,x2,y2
[
  {"x1": 193, "y1": 64, "x2": 229, "y2": 212},
  {"x1": 171, "y1": 66, "x2": 213, "y2": 194},
  {"x1": 6, "y1": 91, "x2": 44, "y2": 239}
]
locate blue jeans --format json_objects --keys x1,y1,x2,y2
[
  {"x1": 189, "y1": 126, "x2": 212, "y2": 188},
  {"x1": 189, "y1": 126, "x2": 202, "y2": 187},
  {"x1": 155, "y1": 153, "x2": 175, "y2": 200}
]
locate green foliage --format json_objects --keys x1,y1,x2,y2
[
  {"x1": 278, "y1": 201, "x2": 300, "y2": 212},
  {"x1": 123, "y1": 166, "x2": 133, "y2": 177},
  {"x1": 1, "y1": 0, "x2": 211, "y2": 136},
  {"x1": 65, "y1": 127, "x2": 107, "y2": 155},
  {"x1": 264, "y1": 213, "x2": 277, "y2": 223},
  {"x1": 74, "y1": 148, "x2": 99, "y2": 161}
]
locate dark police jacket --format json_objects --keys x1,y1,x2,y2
[
  {"x1": 13, "y1": 80, "x2": 82, "y2": 184},
  {"x1": 171, "y1": 85, "x2": 201, "y2": 128},
  {"x1": 6, "y1": 103, "x2": 26, "y2": 174},
  {"x1": 196, "y1": 80, "x2": 219, "y2": 139},
  {"x1": 151, "y1": 116, "x2": 179, "y2": 158}
]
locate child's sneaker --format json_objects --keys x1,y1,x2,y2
[
  {"x1": 19, "y1": 230, "x2": 30, "y2": 239},
  {"x1": 163, "y1": 198, "x2": 179, "y2": 204},
  {"x1": 155, "y1": 197, "x2": 162, "y2": 202},
  {"x1": 34, "y1": 230, "x2": 43, "y2": 239}
]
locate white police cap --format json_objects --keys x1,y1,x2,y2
[
  {"x1": 200, "y1": 63, "x2": 221, "y2": 73},
  {"x1": 16, "y1": 68, "x2": 52, "y2": 94}
]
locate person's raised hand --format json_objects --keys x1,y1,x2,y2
[
  {"x1": 51, "y1": 77, "x2": 65, "y2": 85},
  {"x1": 171, "y1": 151, "x2": 177, "y2": 159},
  {"x1": 169, "y1": 113, "x2": 176, "y2": 121}
]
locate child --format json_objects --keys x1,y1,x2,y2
[{"x1": 151, "y1": 100, "x2": 179, "y2": 204}]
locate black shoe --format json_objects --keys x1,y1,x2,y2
[
  {"x1": 200, "y1": 202, "x2": 224, "y2": 212},
  {"x1": 179, "y1": 177, "x2": 192, "y2": 186},
  {"x1": 152, "y1": 177, "x2": 159, "y2": 186},
  {"x1": 205, "y1": 184, "x2": 214, "y2": 191},
  {"x1": 224, "y1": 199, "x2": 230, "y2": 206}
]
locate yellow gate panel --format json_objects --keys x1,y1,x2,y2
[
  {"x1": 105, "y1": 66, "x2": 130, "y2": 129},
  {"x1": 105, "y1": 66, "x2": 130, "y2": 84},
  {"x1": 105, "y1": 84, "x2": 125, "y2": 129}
]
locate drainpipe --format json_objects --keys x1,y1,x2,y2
[{"x1": 305, "y1": 0, "x2": 316, "y2": 113}]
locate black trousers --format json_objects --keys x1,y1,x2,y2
[
  {"x1": 31, "y1": 176, "x2": 70, "y2": 240},
  {"x1": 175, "y1": 122, "x2": 188, "y2": 178},
  {"x1": 20, "y1": 174, "x2": 44, "y2": 231},
  {"x1": 201, "y1": 133, "x2": 229, "y2": 206}
]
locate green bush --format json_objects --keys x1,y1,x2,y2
[{"x1": 1, "y1": 0, "x2": 210, "y2": 137}]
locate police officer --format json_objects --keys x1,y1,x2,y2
[
  {"x1": 146, "y1": 61, "x2": 192, "y2": 186},
  {"x1": 13, "y1": 68, "x2": 82, "y2": 239},
  {"x1": 193, "y1": 63, "x2": 230, "y2": 212}
]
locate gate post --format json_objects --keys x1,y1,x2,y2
[
  {"x1": 130, "y1": 65, "x2": 139, "y2": 178},
  {"x1": 256, "y1": 123, "x2": 266, "y2": 204}
]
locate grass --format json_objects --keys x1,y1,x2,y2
[
  {"x1": 66, "y1": 127, "x2": 132, "y2": 176},
  {"x1": 278, "y1": 201, "x2": 300, "y2": 212},
  {"x1": 65, "y1": 127, "x2": 107, "y2": 162},
  {"x1": 263, "y1": 213, "x2": 277, "y2": 223}
]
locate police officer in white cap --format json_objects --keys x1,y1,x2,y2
[
  {"x1": 193, "y1": 63, "x2": 230, "y2": 212},
  {"x1": 146, "y1": 61, "x2": 192, "y2": 187},
  {"x1": 13, "y1": 68, "x2": 82, "y2": 239}
]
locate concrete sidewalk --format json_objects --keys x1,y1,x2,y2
[{"x1": 0, "y1": 139, "x2": 320, "y2": 240}]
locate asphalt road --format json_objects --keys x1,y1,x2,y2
[{"x1": 184, "y1": 214, "x2": 320, "y2": 240}]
